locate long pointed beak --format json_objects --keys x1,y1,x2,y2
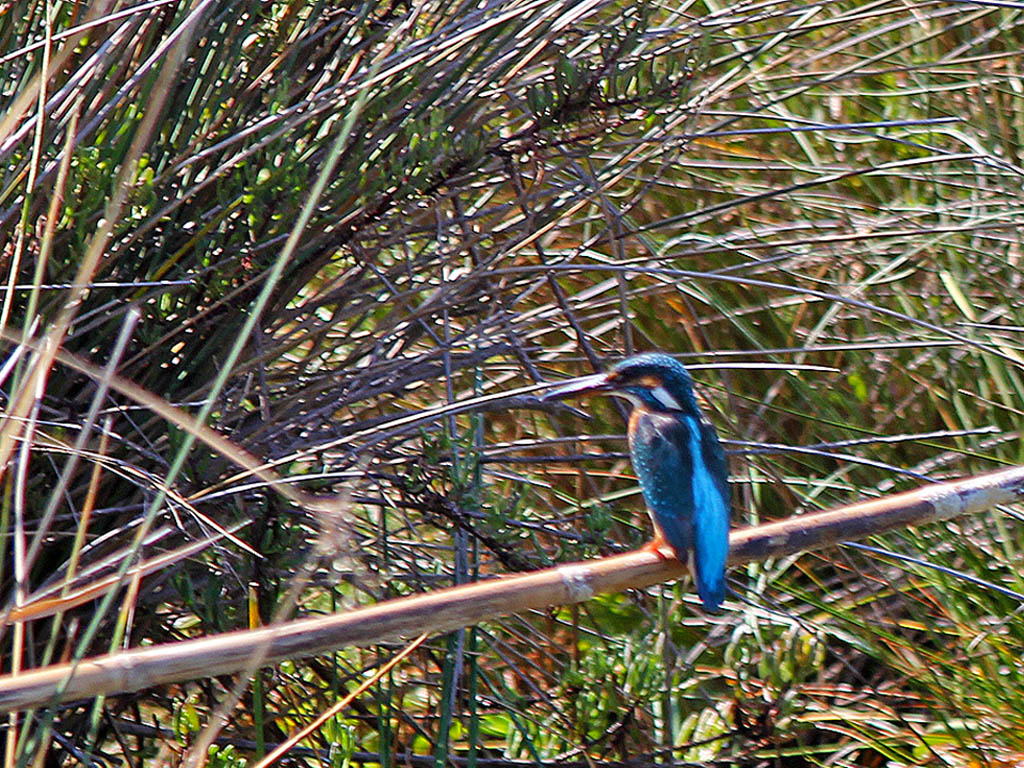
[{"x1": 541, "y1": 372, "x2": 615, "y2": 401}]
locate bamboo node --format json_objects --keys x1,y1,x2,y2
[{"x1": 559, "y1": 564, "x2": 595, "y2": 602}]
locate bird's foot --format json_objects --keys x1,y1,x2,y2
[{"x1": 642, "y1": 536, "x2": 671, "y2": 560}]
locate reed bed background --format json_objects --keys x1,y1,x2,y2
[{"x1": 2, "y1": 0, "x2": 1024, "y2": 765}]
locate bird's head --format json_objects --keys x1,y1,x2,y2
[{"x1": 543, "y1": 353, "x2": 699, "y2": 414}]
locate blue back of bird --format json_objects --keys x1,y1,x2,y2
[{"x1": 628, "y1": 409, "x2": 730, "y2": 611}]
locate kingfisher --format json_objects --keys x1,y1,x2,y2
[{"x1": 543, "y1": 353, "x2": 730, "y2": 611}]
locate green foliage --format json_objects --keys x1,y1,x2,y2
[
  {"x1": 206, "y1": 744, "x2": 248, "y2": 768},
  {"x1": 3, "y1": 0, "x2": 1024, "y2": 765}
]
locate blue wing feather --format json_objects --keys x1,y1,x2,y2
[
  {"x1": 628, "y1": 410, "x2": 729, "y2": 611},
  {"x1": 692, "y1": 419, "x2": 730, "y2": 611}
]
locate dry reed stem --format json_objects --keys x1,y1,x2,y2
[{"x1": 1, "y1": 463, "x2": 1022, "y2": 713}]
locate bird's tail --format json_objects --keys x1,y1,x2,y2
[{"x1": 693, "y1": 519, "x2": 728, "y2": 612}]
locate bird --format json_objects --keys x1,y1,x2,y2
[{"x1": 543, "y1": 352, "x2": 730, "y2": 611}]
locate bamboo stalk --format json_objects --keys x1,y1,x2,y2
[{"x1": 1, "y1": 464, "x2": 1022, "y2": 713}]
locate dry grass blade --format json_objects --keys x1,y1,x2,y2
[{"x1": 3, "y1": 0, "x2": 1024, "y2": 762}]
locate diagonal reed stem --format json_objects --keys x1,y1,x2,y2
[{"x1": 1, "y1": 464, "x2": 1022, "y2": 713}]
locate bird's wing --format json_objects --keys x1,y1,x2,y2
[
  {"x1": 629, "y1": 410, "x2": 730, "y2": 611},
  {"x1": 693, "y1": 420, "x2": 730, "y2": 611}
]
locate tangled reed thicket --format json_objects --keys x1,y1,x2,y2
[{"x1": 2, "y1": 0, "x2": 1024, "y2": 764}]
